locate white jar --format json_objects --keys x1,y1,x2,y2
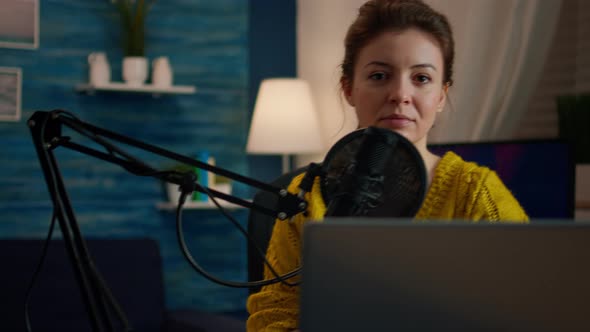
[
  {"x1": 152, "y1": 56, "x2": 173, "y2": 87},
  {"x1": 122, "y1": 56, "x2": 149, "y2": 86},
  {"x1": 88, "y1": 52, "x2": 111, "y2": 86}
]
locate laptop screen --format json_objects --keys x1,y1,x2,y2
[{"x1": 300, "y1": 218, "x2": 590, "y2": 332}]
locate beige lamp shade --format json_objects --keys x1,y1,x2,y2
[{"x1": 246, "y1": 78, "x2": 323, "y2": 154}]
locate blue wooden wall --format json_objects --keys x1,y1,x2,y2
[
  {"x1": 248, "y1": 0, "x2": 296, "y2": 183},
  {"x1": 0, "y1": 0, "x2": 295, "y2": 315}
]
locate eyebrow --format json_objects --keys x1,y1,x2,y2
[
  {"x1": 411, "y1": 63, "x2": 437, "y2": 71},
  {"x1": 364, "y1": 61, "x2": 438, "y2": 71}
]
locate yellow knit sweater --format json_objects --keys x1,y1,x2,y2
[{"x1": 246, "y1": 151, "x2": 529, "y2": 331}]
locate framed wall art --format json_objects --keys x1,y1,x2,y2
[
  {"x1": 0, "y1": 0, "x2": 39, "y2": 49},
  {"x1": 0, "y1": 67, "x2": 22, "y2": 121}
]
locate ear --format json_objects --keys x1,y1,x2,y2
[
  {"x1": 341, "y1": 78, "x2": 355, "y2": 107},
  {"x1": 437, "y1": 84, "x2": 449, "y2": 112}
]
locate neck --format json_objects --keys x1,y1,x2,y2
[{"x1": 414, "y1": 140, "x2": 440, "y2": 187}]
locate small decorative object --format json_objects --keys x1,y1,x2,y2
[
  {"x1": 165, "y1": 182, "x2": 183, "y2": 204},
  {"x1": 151, "y1": 56, "x2": 173, "y2": 87},
  {"x1": 113, "y1": 0, "x2": 155, "y2": 86},
  {"x1": 193, "y1": 151, "x2": 213, "y2": 202},
  {"x1": 122, "y1": 57, "x2": 148, "y2": 86},
  {"x1": 162, "y1": 162, "x2": 194, "y2": 204},
  {"x1": 213, "y1": 175, "x2": 232, "y2": 197},
  {"x1": 88, "y1": 52, "x2": 111, "y2": 86},
  {"x1": 0, "y1": 67, "x2": 22, "y2": 122},
  {"x1": 162, "y1": 155, "x2": 222, "y2": 205}
]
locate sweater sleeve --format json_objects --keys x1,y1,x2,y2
[
  {"x1": 469, "y1": 170, "x2": 529, "y2": 222},
  {"x1": 246, "y1": 174, "x2": 326, "y2": 332},
  {"x1": 246, "y1": 215, "x2": 302, "y2": 331}
]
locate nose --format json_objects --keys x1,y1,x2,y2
[{"x1": 387, "y1": 78, "x2": 411, "y2": 105}]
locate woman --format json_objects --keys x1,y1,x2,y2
[{"x1": 247, "y1": 0, "x2": 528, "y2": 330}]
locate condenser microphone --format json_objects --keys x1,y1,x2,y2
[
  {"x1": 325, "y1": 127, "x2": 396, "y2": 216},
  {"x1": 321, "y1": 127, "x2": 427, "y2": 218}
]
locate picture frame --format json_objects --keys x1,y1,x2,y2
[
  {"x1": 0, "y1": 0, "x2": 39, "y2": 49},
  {"x1": 0, "y1": 67, "x2": 22, "y2": 122}
]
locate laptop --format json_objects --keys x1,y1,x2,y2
[{"x1": 300, "y1": 218, "x2": 590, "y2": 332}]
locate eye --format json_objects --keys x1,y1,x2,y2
[
  {"x1": 413, "y1": 74, "x2": 431, "y2": 84},
  {"x1": 369, "y1": 72, "x2": 388, "y2": 81}
]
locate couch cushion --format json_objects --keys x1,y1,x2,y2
[{"x1": 2, "y1": 238, "x2": 165, "y2": 332}]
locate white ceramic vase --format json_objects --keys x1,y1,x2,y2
[
  {"x1": 152, "y1": 56, "x2": 173, "y2": 87},
  {"x1": 166, "y1": 183, "x2": 182, "y2": 204},
  {"x1": 122, "y1": 56, "x2": 148, "y2": 86},
  {"x1": 88, "y1": 52, "x2": 111, "y2": 86}
]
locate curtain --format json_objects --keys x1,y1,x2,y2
[{"x1": 427, "y1": 0, "x2": 562, "y2": 142}]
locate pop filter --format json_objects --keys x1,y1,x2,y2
[{"x1": 320, "y1": 127, "x2": 427, "y2": 217}]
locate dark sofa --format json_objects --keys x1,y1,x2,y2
[{"x1": 1, "y1": 238, "x2": 245, "y2": 332}]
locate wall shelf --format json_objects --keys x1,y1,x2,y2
[
  {"x1": 76, "y1": 82, "x2": 197, "y2": 97},
  {"x1": 156, "y1": 201, "x2": 246, "y2": 210}
]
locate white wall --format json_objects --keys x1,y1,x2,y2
[{"x1": 296, "y1": 0, "x2": 362, "y2": 166}]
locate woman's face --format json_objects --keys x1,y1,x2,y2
[{"x1": 344, "y1": 28, "x2": 447, "y2": 150}]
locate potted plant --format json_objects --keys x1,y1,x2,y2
[
  {"x1": 113, "y1": 0, "x2": 155, "y2": 86},
  {"x1": 161, "y1": 162, "x2": 196, "y2": 204},
  {"x1": 161, "y1": 161, "x2": 231, "y2": 205}
]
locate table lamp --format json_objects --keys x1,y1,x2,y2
[{"x1": 246, "y1": 78, "x2": 323, "y2": 174}]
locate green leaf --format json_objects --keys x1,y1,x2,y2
[{"x1": 113, "y1": 0, "x2": 154, "y2": 56}]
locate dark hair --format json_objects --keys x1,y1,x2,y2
[{"x1": 341, "y1": 0, "x2": 454, "y2": 89}]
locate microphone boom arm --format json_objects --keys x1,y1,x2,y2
[
  {"x1": 34, "y1": 110, "x2": 307, "y2": 220},
  {"x1": 27, "y1": 110, "x2": 307, "y2": 332}
]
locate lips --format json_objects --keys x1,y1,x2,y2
[{"x1": 378, "y1": 114, "x2": 414, "y2": 128}]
